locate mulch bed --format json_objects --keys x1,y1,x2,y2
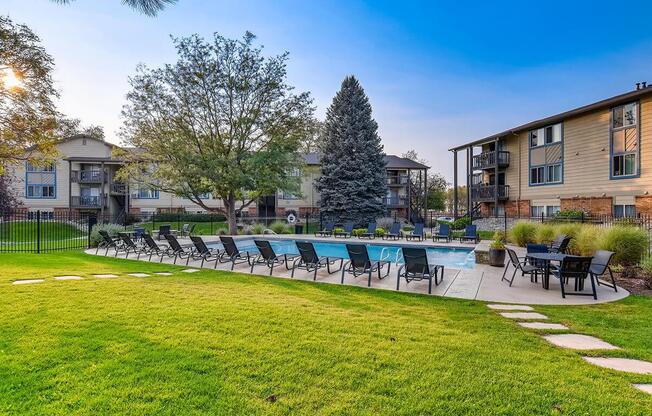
[{"x1": 613, "y1": 268, "x2": 652, "y2": 297}]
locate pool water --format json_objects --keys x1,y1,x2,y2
[{"x1": 209, "y1": 239, "x2": 475, "y2": 269}]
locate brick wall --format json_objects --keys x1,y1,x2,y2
[
  {"x1": 505, "y1": 200, "x2": 530, "y2": 217},
  {"x1": 128, "y1": 207, "x2": 141, "y2": 214},
  {"x1": 560, "y1": 197, "x2": 612, "y2": 215},
  {"x1": 635, "y1": 196, "x2": 652, "y2": 215}
]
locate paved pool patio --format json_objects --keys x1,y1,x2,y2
[{"x1": 85, "y1": 234, "x2": 629, "y2": 306}]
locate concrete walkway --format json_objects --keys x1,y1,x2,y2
[{"x1": 82, "y1": 234, "x2": 629, "y2": 305}]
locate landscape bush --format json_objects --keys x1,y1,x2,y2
[
  {"x1": 269, "y1": 220, "x2": 292, "y2": 234},
  {"x1": 534, "y1": 224, "x2": 556, "y2": 245},
  {"x1": 573, "y1": 225, "x2": 604, "y2": 256},
  {"x1": 375, "y1": 227, "x2": 386, "y2": 237},
  {"x1": 90, "y1": 223, "x2": 125, "y2": 247},
  {"x1": 439, "y1": 216, "x2": 472, "y2": 230},
  {"x1": 352, "y1": 228, "x2": 367, "y2": 237},
  {"x1": 509, "y1": 221, "x2": 537, "y2": 246},
  {"x1": 601, "y1": 226, "x2": 649, "y2": 266},
  {"x1": 551, "y1": 209, "x2": 585, "y2": 221}
]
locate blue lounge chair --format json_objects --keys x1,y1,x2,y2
[
  {"x1": 315, "y1": 221, "x2": 335, "y2": 237},
  {"x1": 382, "y1": 223, "x2": 402, "y2": 240},
  {"x1": 405, "y1": 223, "x2": 424, "y2": 242},
  {"x1": 359, "y1": 222, "x2": 377, "y2": 239},
  {"x1": 334, "y1": 222, "x2": 354, "y2": 238},
  {"x1": 459, "y1": 224, "x2": 479, "y2": 243},
  {"x1": 433, "y1": 223, "x2": 451, "y2": 242}
]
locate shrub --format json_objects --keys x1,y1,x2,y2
[
  {"x1": 242, "y1": 223, "x2": 266, "y2": 235},
  {"x1": 90, "y1": 223, "x2": 124, "y2": 247},
  {"x1": 269, "y1": 220, "x2": 292, "y2": 234},
  {"x1": 639, "y1": 256, "x2": 652, "y2": 275},
  {"x1": 509, "y1": 221, "x2": 537, "y2": 246},
  {"x1": 153, "y1": 212, "x2": 226, "y2": 223},
  {"x1": 573, "y1": 225, "x2": 605, "y2": 256},
  {"x1": 490, "y1": 231, "x2": 506, "y2": 249},
  {"x1": 553, "y1": 223, "x2": 583, "y2": 254},
  {"x1": 552, "y1": 209, "x2": 585, "y2": 221},
  {"x1": 535, "y1": 224, "x2": 556, "y2": 245},
  {"x1": 375, "y1": 227, "x2": 386, "y2": 237},
  {"x1": 352, "y1": 228, "x2": 367, "y2": 237},
  {"x1": 601, "y1": 226, "x2": 649, "y2": 266},
  {"x1": 451, "y1": 216, "x2": 471, "y2": 230},
  {"x1": 333, "y1": 227, "x2": 344, "y2": 234}
]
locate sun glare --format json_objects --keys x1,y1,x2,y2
[{"x1": 1, "y1": 67, "x2": 23, "y2": 90}]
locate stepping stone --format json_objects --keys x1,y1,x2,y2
[
  {"x1": 518, "y1": 322, "x2": 569, "y2": 330},
  {"x1": 500, "y1": 312, "x2": 548, "y2": 320},
  {"x1": 93, "y1": 274, "x2": 118, "y2": 278},
  {"x1": 181, "y1": 269, "x2": 200, "y2": 273},
  {"x1": 12, "y1": 279, "x2": 44, "y2": 285},
  {"x1": 583, "y1": 357, "x2": 652, "y2": 374},
  {"x1": 544, "y1": 334, "x2": 619, "y2": 350},
  {"x1": 54, "y1": 275, "x2": 83, "y2": 280},
  {"x1": 487, "y1": 304, "x2": 533, "y2": 311},
  {"x1": 154, "y1": 272, "x2": 173, "y2": 276},
  {"x1": 127, "y1": 273, "x2": 150, "y2": 277},
  {"x1": 632, "y1": 384, "x2": 652, "y2": 394}
]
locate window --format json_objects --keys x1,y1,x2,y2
[
  {"x1": 531, "y1": 205, "x2": 544, "y2": 217},
  {"x1": 611, "y1": 102, "x2": 639, "y2": 178},
  {"x1": 530, "y1": 166, "x2": 545, "y2": 184},
  {"x1": 27, "y1": 185, "x2": 55, "y2": 198},
  {"x1": 613, "y1": 204, "x2": 636, "y2": 218},
  {"x1": 529, "y1": 123, "x2": 563, "y2": 185},
  {"x1": 278, "y1": 190, "x2": 299, "y2": 200},
  {"x1": 135, "y1": 188, "x2": 159, "y2": 199},
  {"x1": 531, "y1": 205, "x2": 560, "y2": 217},
  {"x1": 546, "y1": 205, "x2": 561, "y2": 216},
  {"x1": 26, "y1": 162, "x2": 55, "y2": 172}
]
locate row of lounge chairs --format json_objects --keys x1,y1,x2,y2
[
  {"x1": 315, "y1": 222, "x2": 481, "y2": 244},
  {"x1": 96, "y1": 231, "x2": 444, "y2": 294}
]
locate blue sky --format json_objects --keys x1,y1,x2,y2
[{"x1": 4, "y1": 0, "x2": 652, "y2": 181}]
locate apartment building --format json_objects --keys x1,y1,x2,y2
[
  {"x1": 11, "y1": 136, "x2": 429, "y2": 221},
  {"x1": 450, "y1": 83, "x2": 652, "y2": 218}
]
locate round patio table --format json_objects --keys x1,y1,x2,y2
[{"x1": 525, "y1": 252, "x2": 568, "y2": 290}]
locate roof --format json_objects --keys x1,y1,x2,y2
[
  {"x1": 302, "y1": 152, "x2": 429, "y2": 169},
  {"x1": 449, "y1": 85, "x2": 652, "y2": 151}
]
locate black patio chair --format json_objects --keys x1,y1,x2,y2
[
  {"x1": 405, "y1": 223, "x2": 424, "y2": 242},
  {"x1": 334, "y1": 222, "x2": 354, "y2": 238},
  {"x1": 590, "y1": 250, "x2": 617, "y2": 292},
  {"x1": 250, "y1": 240, "x2": 297, "y2": 275},
  {"x1": 550, "y1": 234, "x2": 571, "y2": 254},
  {"x1": 433, "y1": 223, "x2": 451, "y2": 242},
  {"x1": 382, "y1": 223, "x2": 402, "y2": 240},
  {"x1": 164, "y1": 233, "x2": 193, "y2": 265},
  {"x1": 156, "y1": 224, "x2": 172, "y2": 241},
  {"x1": 501, "y1": 248, "x2": 542, "y2": 287},
  {"x1": 551, "y1": 255, "x2": 596, "y2": 299},
  {"x1": 459, "y1": 224, "x2": 479, "y2": 243},
  {"x1": 141, "y1": 233, "x2": 175, "y2": 262},
  {"x1": 96, "y1": 230, "x2": 122, "y2": 256},
  {"x1": 117, "y1": 232, "x2": 143, "y2": 258},
  {"x1": 396, "y1": 247, "x2": 444, "y2": 294},
  {"x1": 190, "y1": 236, "x2": 221, "y2": 268},
  {"x1": 218, "y1": 236, "x2": 252, "y2": 270},
  {"x1": 315, "y1": 222, "x2": 335, "y2": 237},
  {"x1": 341, "y1": 243, "x2": 390, "y2": 287},
  {"x1": 526, "y1": 243, "x2": 549, "y2": 273},
  {"x1": 358, "y1": 223, "x2": 377, "y2": 239},
  {"x1": 291, "y1": 241, "x2": 343, "y2": 280}
]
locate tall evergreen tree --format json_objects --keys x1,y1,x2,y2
[{"x1": 316, "y1": 76, "x2": 387, "y2": 224}]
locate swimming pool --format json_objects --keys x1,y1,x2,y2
[{"x1": 208, "y1": 239, "x2": 475, "y2": 269}]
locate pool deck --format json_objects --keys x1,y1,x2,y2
[{"x1": 85, "y1": 234, "x2": 629, "y2": 306}]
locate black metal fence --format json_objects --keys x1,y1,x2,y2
[{"x1": 0, "y1": 210, "x2": 93, "y2": 253}]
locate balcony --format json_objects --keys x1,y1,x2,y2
[
  {"x1": 111, "y1": 182, "x2": 127, "y2": 195},
  {"x1": 70, "y1": 170, "x2": 104, "y2": 183},
  {"x1": 71, "y1": 195, "x2": 105, "y2": 208},
  {"x1": 470, "y1": 185, "x2": 509, "y2": 202},
  {"x1": 384, "y1": 196, "x2": 409, "y2": 207},
  {"x1": 386, "y1": 175, "x2": 409, "y2": 186},
  {"x1": 472, "y1": 151, "x2": 510, "y2": 170}
]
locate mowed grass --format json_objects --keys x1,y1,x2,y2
[
  {"x1": 0, "y1": 221, "x2": 84, "y2": 242},
  {"x1": 0, "y1": 252, "x2": 651, "y2": 415}
]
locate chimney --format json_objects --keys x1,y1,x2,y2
[
  {"x1": 636, "y1": 82, "x2": 641, "y2": 90},
  {"x1": 644, "y1": 81, "x2": 648, "y2": 88}
]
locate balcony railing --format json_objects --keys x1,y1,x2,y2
[
  {"x1": 384, "y1": 196, "x2": 409, "y2": 207},
  {"x1": 71, "y1": 195, "x2": 105, "y2": 208},
  {"x1": 111, "y1": 182, "x2": 127, "y2": 194},
  {"x1": 472, "y1": 151, "x2": 510, "y2": 170},
  {"x1": 386, "y1": 175, "x2": 409, "y2": 185},
  {"x1": 470, "y1": 185, "x2": 509, "y2": 202},
  {"x1": 70, "y1": 170, "x2": 104, "y2": 183}
]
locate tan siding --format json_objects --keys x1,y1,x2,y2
[{"x1": 505, "y1": 96, "x2": 652, "y2": 200}]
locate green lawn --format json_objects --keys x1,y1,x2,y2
[
  {"x1": 0, "y1": 221, "x2": 87, "y2": 251},
  {"x1": 0, "y1": 252, "x2": 650, "y2": 415},
  {"x1": 128, "y1": 221, "x2": 228, "y2": 235}
]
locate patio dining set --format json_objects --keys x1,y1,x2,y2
[
  {"x1": 500, "y1": 234, "x2": 618, "y2": 300},
  {"x1": 95, "y1": 231, "x2": 446, "y2": 294}
]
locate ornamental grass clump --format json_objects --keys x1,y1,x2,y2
[
  {"x1": 269, "y1": 221, "x2": 292, "y2": 234},
  {"x1": 509, "y1": 221, "x2": 537, "y2": 246},
  {"x1": 601, "y1": 226, "x2": 649, "y2": 266},
  {"x1": 573, "y1": 225, "x2": 605, "y2": 256},
  {"x1": 90, "y1": 223, "x2": 124, "y2": 247},
  {"x1": 535, "y1": 224, "x2": 556, "y2": 246}
]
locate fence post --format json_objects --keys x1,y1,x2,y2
[
  {"x1": 36, "y1": 210, "x2": 41, "y2": 254},
  {"x1": 540, "y1": 212, "x2": 544, "y2": 223},
  {"x1": 152, "y1": 212, "x2": 155, "y2": 233},
  {"x1": 210, "y1": 214, "x2": 214, "y2": 235},
  {"x1": 177, "y1": 212, "x2": 181, "y2": 234},
  {"x1": 581, "y1": 212, "x2": 585, "y2": 223},
  {"x1": 504, "y1": 211, "x2": 507, "y2": 236}
]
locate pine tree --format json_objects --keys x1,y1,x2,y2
[{"x1": 316, "y1": 76, "x2": 387, "y2": 225}]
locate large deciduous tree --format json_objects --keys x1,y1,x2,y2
[
  {"x1": 402, "y1": 149, "x2": 448, "y2": 212},
  {"x1": 316, "y1": 76, "x2": 387, "y2": 224},
  {"x1": 0, "y1": 15, "x2": 59, "y2": 174},
  {"x1": 118, "y1": 32, "x2": 314, "y2": 233}
]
